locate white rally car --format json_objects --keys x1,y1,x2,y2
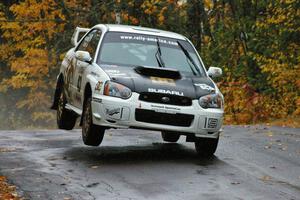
[{"x1": 51, "y1": 24, "x2": 224, "y2": 157}]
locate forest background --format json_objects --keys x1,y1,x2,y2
[{"x1": 0, "y1": 0, "x2": 299, "y2": 129}]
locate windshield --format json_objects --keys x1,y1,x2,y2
[{"x1": 97, "y1": 32, "x2": 206, "y2": 76}]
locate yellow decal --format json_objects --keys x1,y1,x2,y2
[{"x1": 150, "y1": 77, "x2": 175, "y2": 85}]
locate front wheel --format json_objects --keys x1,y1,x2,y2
[
  {"x1": 161, "y1": 131, "x2": 180, "y2": 142},
  {"x1": 57, "y1": 91, "x2": 77, "y2": 130},
  {"x1": 82, "y1": 97, "x2": 105, "y2": 146},
  {"x1": 195, "y1": 137, "x2": 219, "y2": 158}
]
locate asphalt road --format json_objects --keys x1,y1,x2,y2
[{"x1": 0, "y1": 126, "x2": 299, "y2": 200}]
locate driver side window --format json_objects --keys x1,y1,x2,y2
[{"x1": 77, "y1": 29, "x2": 102, "y2": 60}]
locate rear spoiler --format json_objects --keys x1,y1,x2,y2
[{"x1": 71, "y1": 27, "x2": 90, "y2": 46}]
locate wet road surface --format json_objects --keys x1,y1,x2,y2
[{"x1": 0, "y1": 126, "x2": 299, "y2": 200}]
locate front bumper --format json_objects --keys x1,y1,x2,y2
[{"x1": 91, "y1": 93, "x2": 223, "y2": 138}]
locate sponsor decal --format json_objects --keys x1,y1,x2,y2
[
  {"x1": 204, "y1": 117, "x2": 218, "y2": 129},
  {"x1": 148, "y1": 88, "x2": 184, "y2": 96},
  {"x1": 194, "y1": 83, "x2": 215, "y2": 91},
  {"x1": 91, "y1": 71, "x2": 100, "y2": 77},
  {"x1": 75, "y1": 93, "x2": 81, "y2": 102},
  {"x1": 111, "y1": 73, "x2": 127, "y2": 77},
  {"x1": 105, "y1": 69, "x2": 120, "y2": 73},
  {"x1": 151, "y1": 105, "x2": 164, "y2": 109},
  {"x1": 95, "y1": 81, "x2": 103, "y2": 91},
  {"x1": 65, "y1": 61, "x2": 75, "y2": 96},
  {"x1": 79, "y1": 67, "x2": 84, "y2": 74},
  {"x1": 150, "y1": 76, "x2": 175, "y2": 85},
  {"x1": 106, "y1": 108, "x2": 121, "y2": 116},
  {"x1": 120, "y1": 35, "x2": 178, "y2": 46},
  {"x1": 151, "y1": 105, "x2": 181, "y2": 111},
  {"x1": 77, "y1": 75, "x2": 82, "y2": 92},
  {"x1": 102, "y1": 64, "x2": 118, "y2": 68},
  {"x1": 92, "y1": 97, "x2": 102, "y2": 103},
  {"x1": 105, "y1": 70, "x2": 127, "y2": 77},
  {"x1": 165, "y1": 106, "x2": 180, "y2": 111}
]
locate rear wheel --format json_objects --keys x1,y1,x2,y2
[
  {"x1": 161, "y1": 131, "x2": 180, "y2": 142},
  {"x1": 82, "y1": 97, "x2": 105, "y2": 146},
  {"x1": 194, "y1": 137, "x2": 219, "y2": 157},
  {"x1": 57, "y1": 91, "x2": 77, "y2": 130}
]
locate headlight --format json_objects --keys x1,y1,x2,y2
[
  {"x1": 199, "y1": 93, "x2": 224, "y2": 109},
  {"x1": 104, "y1": 81, "x2": 132, "y2": 99}
]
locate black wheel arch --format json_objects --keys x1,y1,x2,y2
[
  {"x1": 80, "y1": 83, "x2": 92, "y2": 126},
  {"x1": 51, "y1": 74, "x2": 64, "y2": 110}
]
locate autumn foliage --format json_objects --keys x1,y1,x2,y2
[{"x1": 0, "y1": 0, "x2": 299, "y2": 129}]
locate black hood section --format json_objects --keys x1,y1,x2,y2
[
  {"x1": 102, "y1": 65, "x2": 216, "y2": 99},
  {"x1": 134, "y1": 66, "x2": 181, "y2": 79}
]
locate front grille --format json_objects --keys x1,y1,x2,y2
[
  {"x1": 135, "y1": 109, "x2": 194, "y2": 127},
  {"x1": 205, "y1": 118, "x2": 218, "y2": 129},
  {"x1": 139, "y1": 92, "x2": 192, "y2": 106}
]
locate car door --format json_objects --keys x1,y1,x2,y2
[{"x1": 73, "y1": 29, "x2": 102, "y2": 108}]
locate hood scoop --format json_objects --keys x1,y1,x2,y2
[{"x1": 134, "y1": 66, "x2": 181, "y2": 79}]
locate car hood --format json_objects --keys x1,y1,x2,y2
[{"x1": 101, "y1": 65, "x2": 216, "y2": 99}]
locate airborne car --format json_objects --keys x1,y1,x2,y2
[{"x1": 51, "y1": 24, "x2": 224, "y2": 157}]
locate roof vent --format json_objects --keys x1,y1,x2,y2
[{"x1": 134, "y1": 66, "x2": 181, "y2": 79}]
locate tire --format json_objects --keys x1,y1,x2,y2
[
  {"x1": 82, "y1": 97, "x2": 105, "y2": 146},
  {"x1": 57, "y1": 91, "x2": 77, "y2": 130},
  {"x1": 194, "y1": 137, "x2": 219, "y2": 158},
  {"x1": 161, "y1": 131, "x2": 180, "y2": 142}
]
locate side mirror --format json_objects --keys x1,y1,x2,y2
[
  {"x1": 207, "y1": 66, "x2": 222, "y2": 78},
  {"x1": 75, "y1": 51, "x2": 92, "y2": 64}
]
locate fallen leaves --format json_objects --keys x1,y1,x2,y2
[
  {"x1": 265, "y1": 131, "x2": 273, "y2": 137},
  {"x1": 264, "y1": 142, "x2": 288, "y2": 151},
  {"x1": 279, "y1": 146, "x2": 287, "y2": 151},
  {"x1": 266, "y1": 117, "x2": 300, "y2": 128},
  {"x1": 263, "y1": 132, "x2": 290, "y2": 152},
  {"x1": 86, "y1": 182, "x2": 99, "y2": 188},
  {"x1": 0, "y1": 148, "x2": 18, "y2": 153},
  {"x1": 260, "y1": 175, "x2": 272, "y2": 182},
  {"x1": 0, "y1": 176, "x2": 22, "y2": 200}
]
